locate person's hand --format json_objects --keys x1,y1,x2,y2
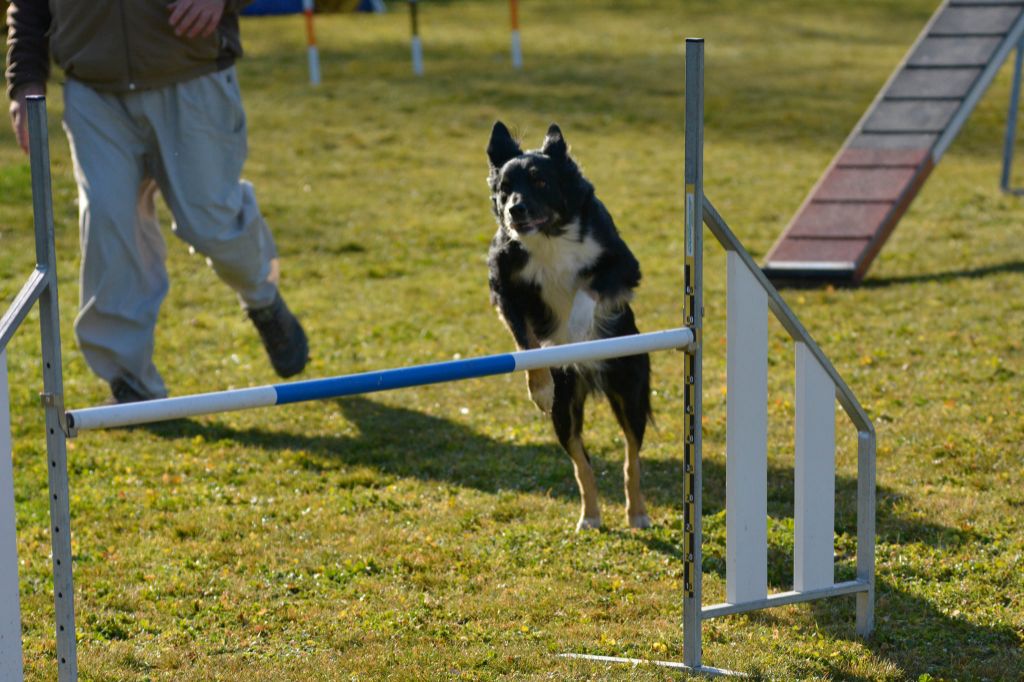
[
  {"x1": 8, "y1": 83, "x2": 46, "y2": 154},
  {"x1": 168, "y1": 0, "x2": 225, "y2": 39}
]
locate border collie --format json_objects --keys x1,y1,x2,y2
[{"x1": 486, "y1": 121, "x2": 652, "y2": 531}]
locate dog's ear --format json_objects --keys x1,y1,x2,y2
[
  {"x1": 541, "y1": 123, "x2": 567, "y2": 159},
  {"x1": 487, "y1": 121, "x2": 522, "y2": 169}
]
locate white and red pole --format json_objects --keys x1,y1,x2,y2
[
  {"x1": 302, "y1": 0, "x2": 321, "y2": 85},
  {"x1": 509, "y1": 0, "x2": 523, "y2": 69},
  {"x1": 409, "y1": 0, "x2": 424, "y2": 76}
]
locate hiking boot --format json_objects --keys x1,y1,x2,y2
[
  {"x1": 107, "y1": 376, "x2": 152, "y2": 405},
  {"x1": 248, "y1": 292, "x2": 309, "y2": 378}
]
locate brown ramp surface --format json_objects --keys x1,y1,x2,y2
[{"x1": 763, "y1": 0, "x2": 1024, "y2": 285}]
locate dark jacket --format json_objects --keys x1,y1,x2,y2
[{"x1": 6, "y1": 0, "x2": 250, "y2": 98}]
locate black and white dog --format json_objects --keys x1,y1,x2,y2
[{"x1": 486, "y1": 121, "x2": 652, "y2": 531}]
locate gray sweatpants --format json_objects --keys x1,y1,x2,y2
[{"x1": 61, "y1": 67, "x2": 279, "y2": 399}]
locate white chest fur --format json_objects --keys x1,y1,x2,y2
[{"x1": 512, "y1": 221, "x2": 603, "y2": 345}]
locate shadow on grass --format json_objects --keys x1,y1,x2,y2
[
  {"x1": 863, "y1": 259, "x2": 1024, "y2": 289},
  {"x1": 769, "y1": 260, "x2": 1024, "y2": 292},
  {"x1": 639, "y1": 457, "x2": 980, "y2": 580},
  {"x1": 141, "y1": 395, "x2": 979, "y2": 557},
  {"x1": 142, "y1": 395, "x2": 572, "y2": 498},
  {"x1": 139, "y1": 397, "x2": 1020, "y2": 676},
  {"x1": 727, "y1": 575, "x2": 1024, "y2": 680},
  {"x1": 815, "y1": 578, "x2": 1022, "y2": 680}
]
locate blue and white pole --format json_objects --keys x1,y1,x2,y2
[{"x1": 66, "y1": 328, "x2": 694, "y2": 433}]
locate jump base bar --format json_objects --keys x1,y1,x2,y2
[
  {"x1": 66, "y1": 327, "x2": 694, "y2": 434},
  {"x1": 557, "y1": 653, "x2": 743, "y2": 677}
]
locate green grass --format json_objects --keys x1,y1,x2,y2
[{"x1": 2, "y1": 0, "x2": 1023, "y2": 679}]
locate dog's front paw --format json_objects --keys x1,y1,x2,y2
[
  {"x1": 527, "y1": 369, "x2": 554, "y2": 414},
  {"x1": 568, "y1": 290, "x2": 597, "y2": 343},
  {"x1": 576, "y1": 515, "x2": 602, "y2": 531},
  {"x1": 628, "y1": 514, "x2": 652, "y2": 530}
]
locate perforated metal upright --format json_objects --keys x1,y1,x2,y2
[
  {"x1": 27, "y1": 96, "x2": 77, "y2": 681},
  {"x1": 0, "y1": 95, "x2": 77, "y2": 680},
  {"x1": 681, "y1": 37, "x2": 706, "y2": 672}
]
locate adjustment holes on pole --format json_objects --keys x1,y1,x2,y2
[
  {"x1": 51, "y1": 460, "x2": 56, "y2": 467},
  {"x1": 61, "y1": 658, "x2": 66, "y2": 665},
  {"x1": 50, "y1": 428, "x2": 55, "y2": 435},
  {"x1": 59, "y1": 625, "x2": 64, "y2": 631},
  {"x1": 53, "y1": 493, "x2": 57, "y2": 500},
  {"x1": 58, "y1": 592, "x2": 63, "y2": 599},
  {"x1": 55, "y1": 526, "x2": 59, "y2": 533}
]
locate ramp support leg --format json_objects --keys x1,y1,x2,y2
[{"x1": 1001, "y1": 39, "x2": 1024, "y2": 194}]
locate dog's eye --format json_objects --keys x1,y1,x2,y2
[{"x1": 532, "y1": 178, "x2": 546, "y2": 189}]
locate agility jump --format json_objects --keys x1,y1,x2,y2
[
  {"x1": 408, "y1": 0, "x2": 524, "y2": 75},
  {"x1": 0, "y1": 39, "x2": 874, "y2": 679}
]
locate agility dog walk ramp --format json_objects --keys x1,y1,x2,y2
[{"x1": 763, "y1": 0, "x2": 1024, "y2": 285}]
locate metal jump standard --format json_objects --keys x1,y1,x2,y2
[{"x1": 0, "y1": 39, "x2": 875, "y2": 680}]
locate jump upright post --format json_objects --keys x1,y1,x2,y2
[
  {"x1": 1, "y1": 40, "x2": 874, "y2": 679},
  {"x1": 0, "y1": 96, "x2": 77, "y2": 681}
]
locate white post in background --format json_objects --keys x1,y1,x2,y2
[
  {"x1": 794, "y1": 342, "x2": 836, "y2": 591},
  {"x1": 409, "y1": 0, "x2": 424, "y2": 76},
  {"x1": 0, "y1": 350, "x2": 24, "y2": 680},
  {"x1": 509, "y1": 0, "x2": 523, "y2": 69},
  {"x1": 725, "y1": 251, "x2": 768, "y2": 604},
  {"x1": 302, "y1": 0, "x2": 321, "y2": 86}
]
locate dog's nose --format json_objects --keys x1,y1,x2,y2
[{"x1": 508, "y1": 203, "x2": 528, "y2": 220}]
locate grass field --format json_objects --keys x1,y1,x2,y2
[{"x1": 2, "y1": 0, "x2": 1023, "y2": 679}]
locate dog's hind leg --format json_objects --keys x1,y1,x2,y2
[
  {"x1": 607, "y1": 355, "x2": 653, "y2": 529},
  {"x1": 551, "y1": 369, "x2": 601, "y2": 530}
]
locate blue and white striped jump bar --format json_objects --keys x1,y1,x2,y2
[{"x1": 66, "y1": 327, "x2": 694, "y2": 433}]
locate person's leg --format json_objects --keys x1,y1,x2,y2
[
  {"x1": 62, "y1": 79, "x2": 170, "y2": 399},
  {"x1": 144, "y1": 67, "x2": 307, "y2": 377},
  {"x1": 147, "y1": 66, "x2": 278, "y2": 308}
]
